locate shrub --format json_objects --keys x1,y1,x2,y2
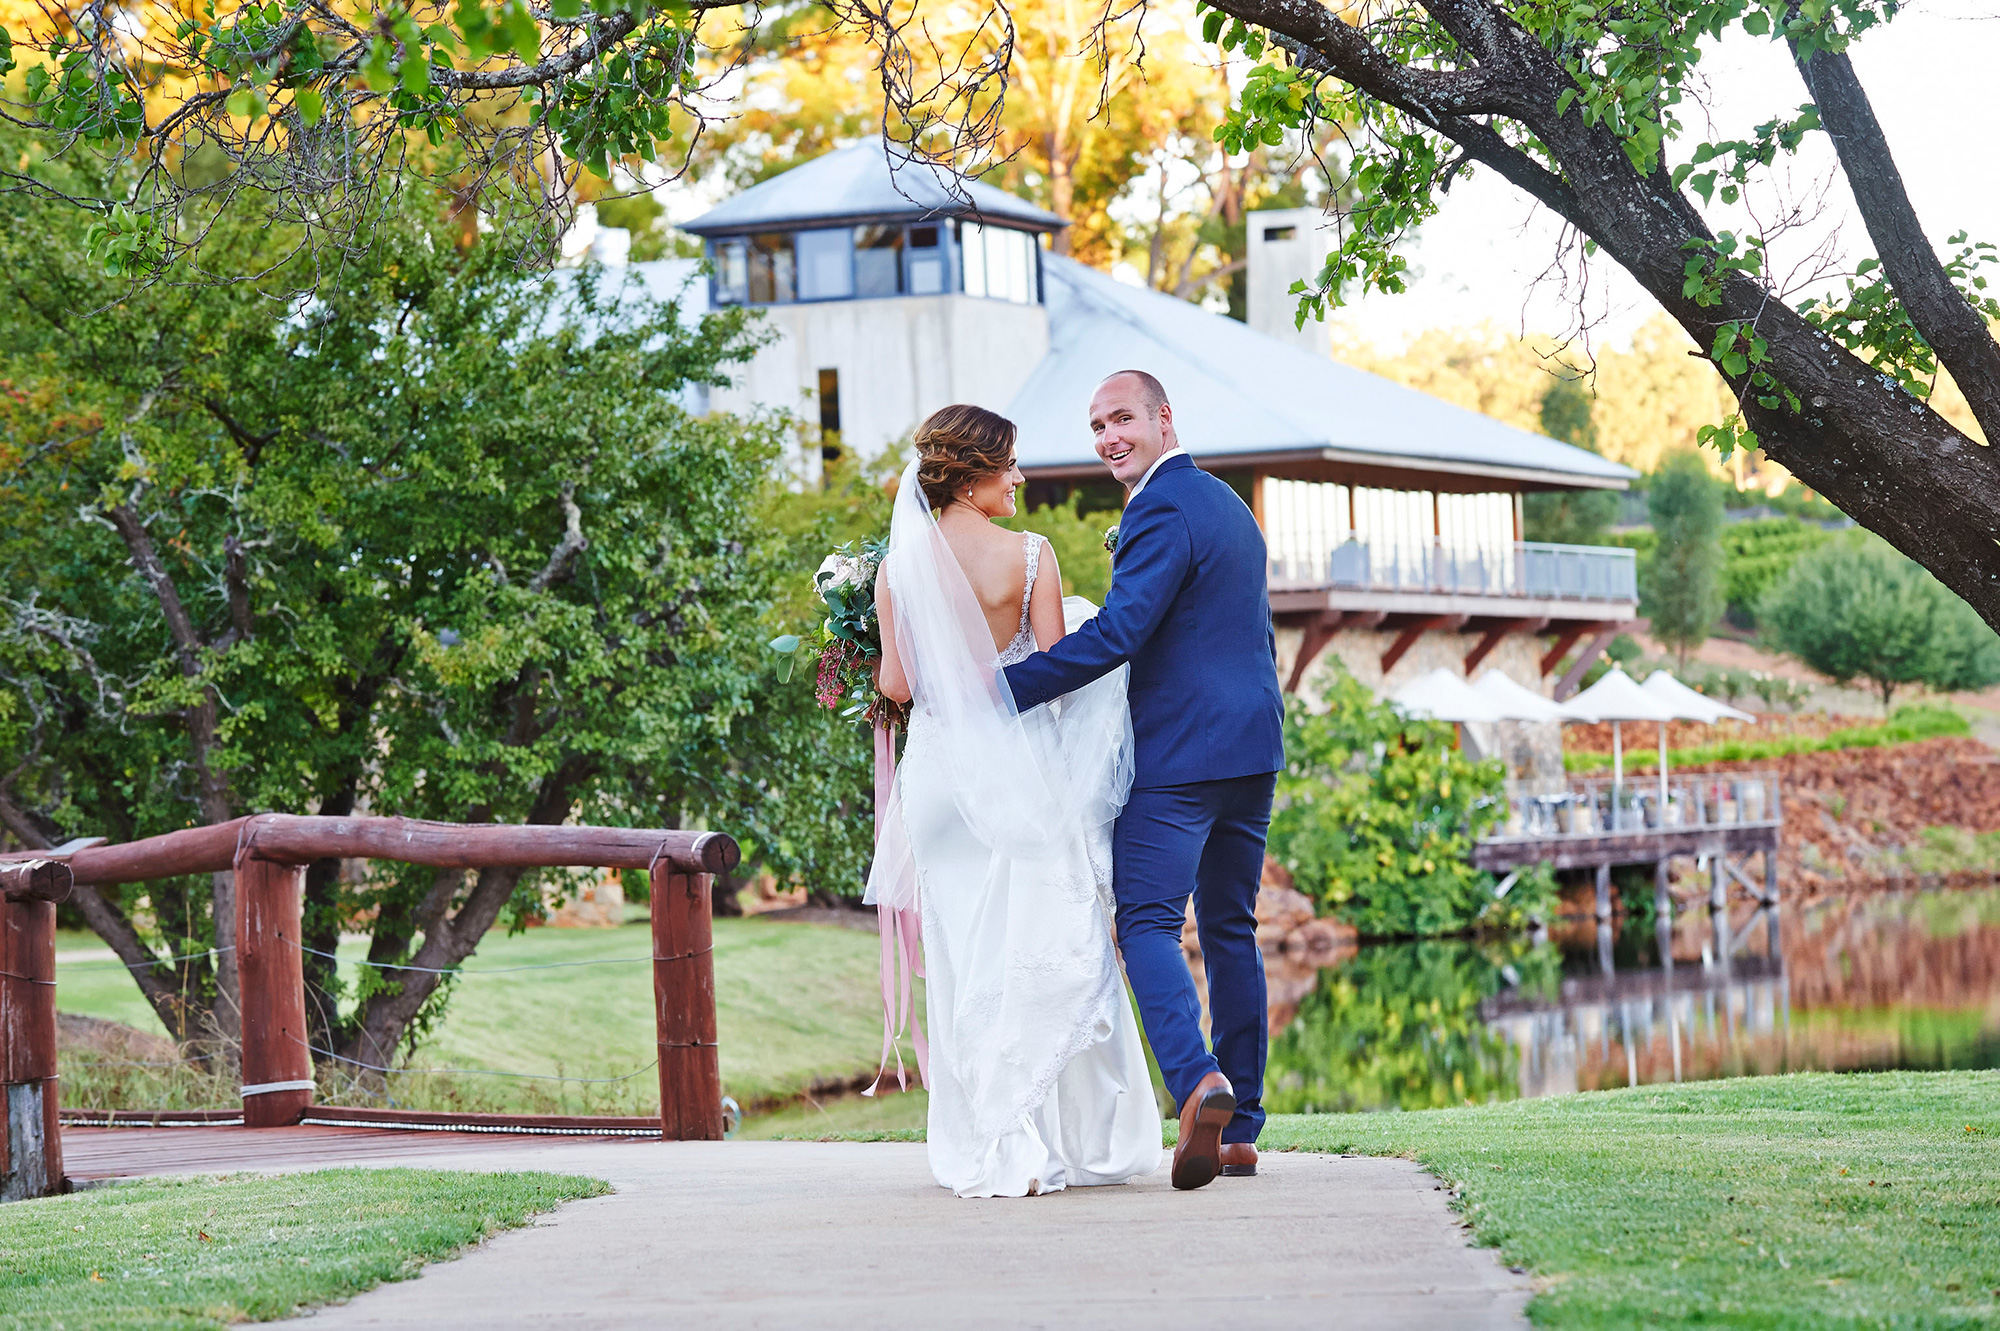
[
  {"x1": 1762, "y1": 536, "x2": 2000, "y2": 710},
  {"x1": 1271, "y1": 662, "x2": 1554, "y2": 937}
]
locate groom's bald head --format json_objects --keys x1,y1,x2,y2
[
  {"x1": 1090, "y1": 370, "x2": 1177, "y2": 488},
  {"x1": 1102, "y1": 369, "x2": 1169, "y2": 414}
]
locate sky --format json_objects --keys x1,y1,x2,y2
[{"x1": 1321, "y1": 0, "x2": 2000, "y2": 352}]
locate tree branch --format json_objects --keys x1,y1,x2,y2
[
  {"x1": 1793, "y1": 45, "x2": 2000, "y2": 443},
  {"x1": 1271, "y1": 33, "x2": 1587, "y2": 230},
  {"x1": 525, "y1": 482, "x2": 587, "y2": 594}
]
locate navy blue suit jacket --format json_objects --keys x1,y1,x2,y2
[{"x1": 1004, "y1": 453, "x2": 1284, "y2": 789}]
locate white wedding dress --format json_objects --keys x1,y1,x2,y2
[{"x1": 868, "y1": 465, "x2": 1162, "y2": 1198}]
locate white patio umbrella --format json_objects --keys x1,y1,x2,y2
[
  {"x1": 1639, "y1": 671, "x2": 1757, "y2": 825},
  {"x1": 1641, "y1": 671, "x2": 1757, "y2": 725},
  {"x1": 1391, "y1": 668, "x2": 1508, "y2": 724},
  {"x1": 1559, "y1": 666, "x2": 1674, "y2": 794},
  {"x1": 1471, "y1": 668, "x2": 1569, "y2": 723}
]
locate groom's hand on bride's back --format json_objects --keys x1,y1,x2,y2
[{"x1": 1002, "y1": 497, "x2": 1189, "y2": 710}]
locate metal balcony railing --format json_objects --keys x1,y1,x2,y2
[{"x1": 1268, "y1": 538, "x2": 1638, "y2": 603}]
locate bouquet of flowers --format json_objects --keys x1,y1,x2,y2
[{"x1": 770, "y1": 536, "x2": 909, "y2": 727}]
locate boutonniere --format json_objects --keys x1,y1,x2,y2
[{"x1": 1103, "y1": 524, "x2": 1120, "y2": 554}]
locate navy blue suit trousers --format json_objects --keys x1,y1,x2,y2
[{"x1": 1114, "y1": 772, "x2": 1275, "y2": 1144}]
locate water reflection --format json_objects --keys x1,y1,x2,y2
[{"x1": 1264, "y1": 888, "x2": 2000, "y2": 1111}]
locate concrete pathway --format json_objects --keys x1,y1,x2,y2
[{"x1": 264, "y1": 1139, "x2": 1532, "y2": 1329}]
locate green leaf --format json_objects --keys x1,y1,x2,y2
[
  {"x1": 362, "y1": 36, "x2": 396, "y2": 92},
  {"x1": 400, "y1": 51, "x2": 431, "y2": 93},
  {"x1": 294, "y1": 85, "x2": 324, "y2": 124}
]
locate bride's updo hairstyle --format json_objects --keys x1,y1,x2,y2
[{"x1": 914, "y1": 404, "x2": 1017, "y2": 511}]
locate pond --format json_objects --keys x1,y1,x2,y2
[{"x1": 1263, "y1": 887, "x2": 2000, "y2": 1113}]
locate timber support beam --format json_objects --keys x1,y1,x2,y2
[
  {"x1": 1380, "y1": 615, "x2": 1465, "y2": 675},
  {"x1": 1465, "y1": 617, "x2": 1548, "y2": 675}
]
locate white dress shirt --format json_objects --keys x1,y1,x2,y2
[{"x1": 1126, "y1": 445, "x2": 1184, "y2": 501}]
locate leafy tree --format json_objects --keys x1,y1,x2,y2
[
  {"x1": 1522, "y1": 374, "x2": 1619, "y2": 545},
  {"x1": 1762, "y1": 537, "x2": 2000, "y2": 711},
  {"x1": 1643, "y1": 451, "x2": 1726, "y2": 668},
  {"x1": 1269, "y1": 662, "x2": 1554, "y2": 938},
  {"x1": 0, "y1": 186, "x2": 873, "y2": 1071}
]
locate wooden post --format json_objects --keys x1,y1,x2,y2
[
  {"x1": 652, "y1": 864, "x2": 723, "y2": 1141},
  {"x1": 2, "y1": 860, "x2": 70, "y2": 1199},
  {"x1": 1594, "y1": 862, "x2": 1613, "y2": 920},
  {"x1": 236, "y1": 858, "x2": 314, "y2": 1128}
]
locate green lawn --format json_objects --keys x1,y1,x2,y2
[
  {"x1": 0, "y1": 1168, "x2": 606, "y2": 1330},
  {"x1": 1265, "y1": 1070, "x2": 2000, "y2": 1327},
  {"x1": 54, "y1": 918, "x2": 900, "y2": 1113}
]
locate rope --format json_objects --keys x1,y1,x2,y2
[
  {"x1": 56, "y1": 944, "x2": 237, "y2": 973},
  {"x1": 295, "y1": 941, "x2": 656, "y2": 976},
  {"x1": 305, "y1": 1039, "x2": 659, "y2": 1085}
]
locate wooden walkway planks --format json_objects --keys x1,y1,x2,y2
[{"x1": 62, "y1": 1125, "x2": 649, "y2": 1181}]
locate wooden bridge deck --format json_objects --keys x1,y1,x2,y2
[{"x1": 62, "y1": 1125, "x2": 653, "y2": 1183}]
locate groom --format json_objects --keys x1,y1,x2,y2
[{"x1": 1004, "y1": 370, "x2": 1284, "y2": 1191}]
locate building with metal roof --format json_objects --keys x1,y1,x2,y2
[{"x1": 644, "y1": 141, "x2": 1639, "y2": 699}]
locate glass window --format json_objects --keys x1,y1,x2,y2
[
  {"x1": 906, "y1": 223, "x2": 944, "y2": 295},
  {"x1": 712, "y1": 239, "x2": 748, "y2": 305},
  {"x1": 958, "y1": 222, "x2": 1035, "y2": 304},
  {"x1": 747, "y1": 232, "x2": 796, "y2": 304},
  {"x1": 795, "y1": 228, "x2": 854, "y2": 301},
  {"x1": 958, "y1": 220, "x2": 987, "y2": 298},
  {"x1": 854, "y1": 224, "x2": 903, "y2": 298}
]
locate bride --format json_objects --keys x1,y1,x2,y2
[{"x1": 867, "y1": 404, "x2": 1163, "y2": 1198}]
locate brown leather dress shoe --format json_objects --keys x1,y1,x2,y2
[
  {"x1": 1171, "y1": 1071, "x2": 1235, "y2": 1191},
  {"x1": 1219, "y1": 1142, "x2": 1258, "y2": 1177}
]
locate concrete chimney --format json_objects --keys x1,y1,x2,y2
[{"x1": 1246, "y1": 207, "x2": 1332, "y2": 356}]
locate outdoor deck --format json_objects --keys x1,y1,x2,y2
[{"x1": 1475, "y1": 771, "x2": 1783, "y2": 873}]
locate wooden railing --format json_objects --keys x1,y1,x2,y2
[{"x1": 0, "y1": 815, "x2": 739, "y2": 1199}]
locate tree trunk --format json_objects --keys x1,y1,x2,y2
[
  {"x1": 1046, "y1": 132, "x2": 1075, "y2": 257},
  {"x1": 339, "y1": 759, "x2": 593, "y2": 1077}
]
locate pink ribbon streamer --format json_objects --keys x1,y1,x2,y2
[{"x1": 864, "y1": 720, "x2": 928, "y2": 1096}]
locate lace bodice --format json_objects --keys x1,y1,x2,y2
[{"x1": 994, "y1": 533, "x2": 1042, "y2": 666}]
